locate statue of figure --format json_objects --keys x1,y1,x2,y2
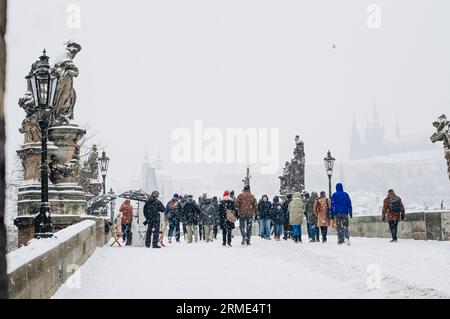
[
  {"x1": 52, "y1": 41, "x2": 82, "y2": 126},
  {"x1": 87, "y1": 145, "x2": 99, "y2": 180},
  {"x1": 293, "y1": 135, "x2": 305, "y2": 160},
  {"x1": 279, "y1": 161, "x2": 292, "y2": 194},
  {"x1": 279, "y1": 136, "x2": 306, "y2": 194},
  {"x1": 431, "y1": 114, "x2": 450, "y2": 180},
  {"x1": 18, "y1": 91, "x2": 41, "y2": 143}
]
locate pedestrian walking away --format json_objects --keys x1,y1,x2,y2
[
  {"x1": 330, "y1": 183, "x2": 352, "y2": 246},
  {"x1": 314, "y1": 191, "x2": 331, "y2": 243},
  {"x1": 382, "y1": 189, "x2": 406, "y2": 242},
  {"x1": 236, "y1": 185, "x2": 257, "y2": 245},
  {"x1": 288, "y1": 192, "x2": 305, "y2": 243}
]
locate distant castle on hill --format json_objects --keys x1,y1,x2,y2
[{"x1": 349, "y1": 106, "x2": 433, "y2": 160}]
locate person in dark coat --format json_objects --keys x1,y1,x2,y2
[
  {"x1": 272, "y1": 202, "x2": 284, "y2": 240},
  {"x1": 143, "y1": 191, "x2": 165, "y2": 248},
  {"x1": 179, "y1": 194, "x2": 188, "y2": 240},
  {"x1": 330, "y1": 183, "x2": 353, "y2": 245},
  {"x1": 382, "y1": 189, "x2": 406, "y2": 242},
  {"x1": 271, "y1": 196, "x2": 280, "y2": 236},
  {"x1": 257, "y1": 195, "x2": 272, "y2": 239},
  {"x1": 165, "y1": 193, "x2": 182, "y2": 243},
  {"x1": 182, "y1": 195, "x2": 201, "y2": 243},
  {"x1": 200, "y1": 198, "x2": 217, "y2": 242},
  {"x1": 212, "y1": 196, "x2": 220, "y2": 239},
  {"x1": 219, "y1": 190, "x2": 238, "y2": 247},
  {"x1": 281, "y1": 194, "x2": 292, "y2": 240},
  {"x1": 305, "y1": 192, "x2": 319, "y2": 242}
]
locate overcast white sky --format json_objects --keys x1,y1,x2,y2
[{"x1": 4, "y1": 0, "x2": 450, "y2": 191}]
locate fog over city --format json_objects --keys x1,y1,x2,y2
[{"x1": 4, "y1": 0, "x2": 450, "y2": 207}]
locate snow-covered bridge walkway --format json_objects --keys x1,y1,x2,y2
[{"x1": 53, "y1": 236, "x2": 450, "y2": 299}]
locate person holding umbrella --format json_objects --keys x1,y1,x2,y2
[{"x1": 143, "y1": 191, "x2": 165, "y2": 248}]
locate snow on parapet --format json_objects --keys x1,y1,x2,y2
[{"x1": 6, "y1": 220, "x2": 96, "y2": 274}]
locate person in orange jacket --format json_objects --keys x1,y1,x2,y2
[{"x1": 119, "y1": 199, "x2": 133, "y2": 244}]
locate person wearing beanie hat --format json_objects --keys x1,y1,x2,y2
[
  {"x1": 143, "y1": 190, "x2": 165, "y2": 248},
  {"x1": 219, "y1": 190, "x2": 238, "y2": 247}
]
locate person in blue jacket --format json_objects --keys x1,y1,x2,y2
[{"x1": 330, "y1": 183, "x2": 352, "y2": 245}]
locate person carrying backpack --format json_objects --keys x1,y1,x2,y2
[
  {"x1": 382, "y1": 189, "x2": 405, "y2": 242},
  {"x1": 165, "y1": 194, "x2": 182, "y2": 243}
]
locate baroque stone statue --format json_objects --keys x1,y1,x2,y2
[
  {"x1": 279, "y1": 135, "x2": 306, "y2": 195},
  {"x1": 87, "y1": 145, "x2": 99, "y2": 180},
  {"x1": 18, "y1": 91, "x2": 41, "y2": 143},
  {"x1": 52, "y1": 41, "x2": 82, "y2": 126},
  {"x1": 430, "y1": 114, "x2": 450, "y2": 181}
]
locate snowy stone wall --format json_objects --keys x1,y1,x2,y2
[
  {"x1": 6, "y1": 220, "x2": 97, "y2": 299},
  {"x1": 328, "y1": 210, "x2": 450, "y2": 241}
]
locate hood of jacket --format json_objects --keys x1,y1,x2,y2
[
  {"x1": 293, "y1": 192, "x2": 302, "y2": 199},
  {"x1": 336, "y1": 183, "x2": 344, "y2": 192}
]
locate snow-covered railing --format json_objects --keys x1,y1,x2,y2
[
  {"x1": 328, "y1": 210, "x2": 450, "y2": 241},
  {"x1": 6, "y1": 220, "x2": 97, "y2": 299}
]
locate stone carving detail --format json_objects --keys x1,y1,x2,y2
[
  {"x1": 18, "y1": 91, "x2": 41, "y2": 143},
  {"x1": 48, "y1": 154, "x2": 78, "y2": 184},
  {"x1": 279, "y1": 135, "x2": 305, "y2": 195},
  {"x1": 52, "y1": 41, "x2": 82, "y2": 126},
  {"x1": 430, "y1": 114, "x2": 450, "y2": 181}
]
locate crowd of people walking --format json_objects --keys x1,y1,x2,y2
[{"x1": 115, "y1": 183, "x2": 406, "y2": 248}]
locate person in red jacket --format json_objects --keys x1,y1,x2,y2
[
  {"x1": 382, "y1": 189, "x2": 405, "y2": 242},
  {"x1": 119, "y1": 199, "x2": 133, "y2": 244}
]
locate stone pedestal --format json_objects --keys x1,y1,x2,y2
[
  {"x1": 17, "y1": 142, "x2": 58, "y2": 181},
  {"x1": 15, "y1": 125, "x2": 88, "y2": 246}
]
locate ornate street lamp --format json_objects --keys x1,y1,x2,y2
[
  {"x1": 26, "y1": 50, "x2": 59, "y2": 238},
  {"x1": 98, "y1": 150, "x2": 110, "y2": 194},
  {"x1": 324, "y1": 150, "x2": 336, "y2": 199},
  {"x1": 108, "y1": 187, "x2": 115, "y2": 223}
]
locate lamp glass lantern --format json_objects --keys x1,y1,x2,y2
[
  {"x1": 26, "y1": 50, "x2": 59, "y2": 114},
  {"x1": 324, "y1": 150, "x2": 336, "y2": 177},
  {"x1": 99, "y1": 151, "x2": 110, "y2": 177}
]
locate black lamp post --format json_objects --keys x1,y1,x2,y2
[
  {"x1": 99, "y1": 150, "x2": 110, "y2": 195},
  {"x1": 27, "y1": 50, "x2": 59, "y2": 239},
  {"x1": 108, "y1": 187, "x2": 115, "y2": 223},
  {"x1": 324, "y1": 150, "x2": 336, "y2": 199}
]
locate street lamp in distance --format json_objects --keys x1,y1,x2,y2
[
  {"x1": 99, "y1": 150, "x2": 110, "y2": 195},
  {"x1": 324, "y1": 150, "x2": 336, "y2": 199},
  {"x1": 27, "y1": 49, "x2": 59, "y2": 239}
]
